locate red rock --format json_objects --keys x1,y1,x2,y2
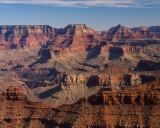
[
  {"x1": 51, "y1": 24, "x2": 100, "y2": 54},
  {"x1": 0, "y1": 25, "x2": 55, "y2": 49},
  {"x1": 0, "y1": 81, "x2": 159, "y2": 128},
  {"x1": 106, "y1": 24, "x2": 160, "y2": 41}
]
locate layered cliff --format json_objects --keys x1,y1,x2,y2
[
  {"x1": 106, "y1": 24, "x2": 160, "y2": 41},
  {"x1": 0, "y1": 81, "x2": 159, "y2": 128},
  {"x1": 0, "y1": 25, "x2": 55, "y2": 49},
  {"x1": 50, "y1": 24, "x2": 100, "y2": 54},
  {"x1": 106, "y1": 24, "x2": 132, "y2": 41},
  {"x1": 0, "y1": 24, "x2": 159, "y2": 125},
  {"x1": 0, "y1": 24, "x2": 160, "y2": 52},
  {"x1": 61, "y1": 73, "x2": 157, "y2": 88}
]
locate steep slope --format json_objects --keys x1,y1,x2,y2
[
  {"x1": 107, "y1": 24, "x2": 132, "y2": 41},
  {"x1": 51, "y1": 24, "x2": 100, "y2": 54}
]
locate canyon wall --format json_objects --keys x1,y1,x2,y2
[
  {"x1": 61, "y1": 73, "x2": 157, "y2": 89},
  {"x1": 0, "y1": 25, "x2": 55, "y2": 49},
  {"x1": 0, "y1": 24, "x2": 160, "y2": 51},
  {"x1": 0, "y1": 81, "x2": 159, "y2": 128}
]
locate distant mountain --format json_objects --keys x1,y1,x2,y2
[
  {"x1": 50, "y1": 24, "x2": 100, "y2": 54},
  {"x1": 149, "y1": 26, "x2": 160, "y2": 32},
  {"x1": 106, "y1": 24, "x2": 132, "y2": 41},
  {"x1": 132, "y1": 26, "x2": 160, "y2": 33},
  {"x1": 58, "y1": 24, "x2": 96, "y2": 35},
  {"x1": 0, "y1": 25, "x2": 55, "y2": 49},
  {"x1": 131, "y1": 26, "x2": 149, "y2": 32},
  {"x1": 106, "y1": 25, "x2": 160, "y2": 41},
  {"x1": 0, "y1": 24, "x2": 160, "y2": 50}
]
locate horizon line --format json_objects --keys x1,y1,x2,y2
[{"x1": 0, "y1": 24, "x2": 160, "y2": 31}]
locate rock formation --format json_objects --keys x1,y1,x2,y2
[
  {"x1": 0, "y1": 24, "x2": 159, "y2": 127},
  {"x1": 132, "y1": 26, "x2": 160, "y2": 33},
  {"x1": 107, "y1": 24, "x2": 160, "y2": 41},
  {"x1": 0, "y1": 25, "x2": 55, "y2": 49},
  {"x1": 0, "y1": 81, "x2": 159, "y2": 128},
  {"x1": 61, "y1": 73, "x2": 156, "y2": 89},
  {"x1": 0, "y1": 24, "x2": 160, "y2": 51},
  {"x1": 106, "y1": 24, "x2": 132, "y2": 41},
  {"x1": 50, "y1": 24, "x2": 100, "y2": 54}
]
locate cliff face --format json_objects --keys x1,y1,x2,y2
[
  {"x1": 0, "y1": 81, "x2": 159, "y2": 128},
  {"x1": 75, "y1": 81, "x2": 160, "y2": 128},
  {"x1": 0, "y1": 24, "x2": 157, "y2": 61},
  {"x1": 0, "y1": 24, "x2": 160, "y2": 51},
  {"x1": 107, "y1": 24, "x2": 160, "y2": 41},
  {"x1": 58, "y1": 24, "x2": 96, "y2": 35},
  {"x1": 0, "y1": 86, "x2": 54, "y2": 128},
  {"x1": 51, "y1": 24, "x2": 100, "y2": 54},
  {"x1": 61, "y1": 73, "x2": 156, "y2": 89},
  {"x1": 0, "y1": 25, "x2": 55, "y2": 49},
  {"x1": 106, "y1": 24, "x2": 132, "y2": 41}
]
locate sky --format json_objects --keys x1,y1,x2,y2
[{"x1": 0, "y1": 0, "x2": 160, "y2": 31}]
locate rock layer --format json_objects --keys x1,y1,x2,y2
[
  {"x1": 0, "y1": 81, "x2": 160, "y2": 128},
  {"x1": 61, "y1": 73, "x2": 156, "y2": 89},
  {"x1": 0, "y1": 24, "x2": 159, "y2": 128},
  {"x1": 0, "y1": 25, "x2": 55, "y2": 49}
]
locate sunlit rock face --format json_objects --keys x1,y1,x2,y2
[
  {"x1": 0, "y1": 25, "x2": 55, "y2": 48},
  {"x1": 106, "y1": 24, "x2": 160, "y2": 41}
]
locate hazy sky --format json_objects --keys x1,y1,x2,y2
[{"x1": 0, "y1": 0, "x2": 160, "y2": 31}]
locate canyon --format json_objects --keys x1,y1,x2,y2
[
  {"x1": 0, "y1": 24, "x2": 160, "y2": 127},
  {"x1": 0, "y1": 80, "x2": 160, "y2": 128}
]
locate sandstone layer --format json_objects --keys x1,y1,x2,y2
[{"x1": 0, "y1": 81, "x2": 159, "y2": 128}]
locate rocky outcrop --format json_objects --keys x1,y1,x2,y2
[
  {"x1": 48, "y1": 24, "x2": 100, "y2": 54},
  {"x1": 49, "y1": 45, "x2": 88, "y2": 55},
  {"x1": 107, "y1": 24, "x2": 160, "y2": 41},
  {"x1": 107, "y1": 24, "x2": 132, "y2": 41},
  {"x1": 71, "y1": 80, "x2": 160, "y2": 128},
  {"x1": 89, "y1": 80, "x2": 160, "y2": 105},
  {"x1": 122, "y1": 46, "x2": 142, "y2": 54},
  {"x1": 0, "y1": 86, "x2": 27, "y2": 101},
  {"x1": 0, "y1": 86, "x2": 55, "y2": 128},
  {"x1": 61, "y1": 73, "x2": 156, "y2": 89},
  {"x1": 58, "y1": 24, "x2": 96, "y2": 35},
  {"x1": 0, "y1": 81, "x2": 159, "y2": 128},
  {"x1": 0, "y1": 25, "x2": 55, "y2": 49}
]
